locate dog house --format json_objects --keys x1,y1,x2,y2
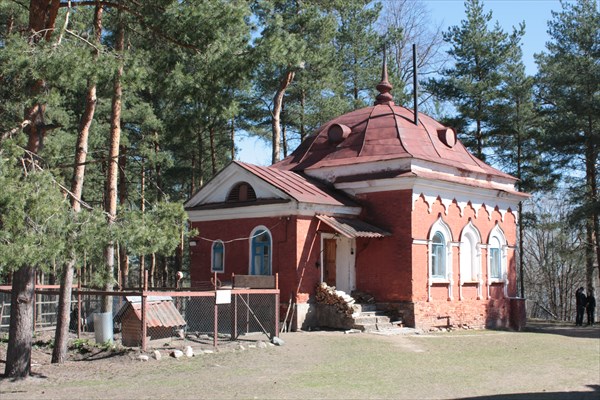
[{"x1": 116, "y1": 296, "x2": 186, "y2": 347}]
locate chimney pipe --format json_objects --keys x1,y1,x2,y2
[{"x1": 413, "y1": 44, "x2": 419, "y2": 126}]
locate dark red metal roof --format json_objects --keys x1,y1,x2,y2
[
  {"x1": 234, "y1": 161, "x2": 359, "y2": 208},
  {"x1": 316, "y1": 215, "x2": 390, "y2": 238},
  {"x1": 272, "y1": 103, "x2": 514, "y2": 181}
]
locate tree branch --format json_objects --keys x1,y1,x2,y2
[
  {"x1": 63, "y1": 1, "x2": 202, "y2": 52},
  {"x1": 1, "y1": 120, "x2": 31, "y2": 141}
]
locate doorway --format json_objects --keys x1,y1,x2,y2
[{"x1": 321, "y1": 234, "x2": 356, "y2": 293}]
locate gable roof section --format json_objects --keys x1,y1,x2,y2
[
  {"x1": 237, "y1": 162, "x2": 358, "y2": 207},
  {"x1": 185, "y1": 161, "x2": 359, "y2": 210}
]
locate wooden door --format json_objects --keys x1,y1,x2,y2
[{"x1": 323, "y1": 239, "x2": 337, "y2": 287}]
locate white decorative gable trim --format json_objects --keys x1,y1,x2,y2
[
  {"x1": 411, "y1": 180, "x2": 519, "y2": 222},
  {"x1": 185, "y1": 163, "x2": 287, "y2": 208}
]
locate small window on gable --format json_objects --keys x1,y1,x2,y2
[
  {"x1": 212, "y1": 240, "x2": 224, "y2": 273},
  {"x1": 227, "y1": 182, "x2": 257, "y2": 202}
]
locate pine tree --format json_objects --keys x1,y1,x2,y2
[
  {"x1": 426, "y1": 0, "x2": 524, "y2": 160},
  {"x1": 251, "y1": 0, "x2": 337, "y2": 163},
  {"x1": 486, "y1": 46, "x2": 558, "y2": 298},
  {"x1": 535, "y1": 0, "x2": 600, "y2": 289}
]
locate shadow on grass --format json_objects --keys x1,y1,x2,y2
[
  {"x1": 71, "y1": 348, "x2": 131, "y2": 362},
  {"x1": 457, "y1": 384, "x2": 600, "y2": 400},
  {"x1": 0, "y1": 371, "x2": 49, "y2": 382},
  {"x1": 523, "y1": 320, "x2": 600, "y2": 339}
]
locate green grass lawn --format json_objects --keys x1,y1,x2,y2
[{"x1": 1, "y1": 326, "x2": 599, "y2": 400}]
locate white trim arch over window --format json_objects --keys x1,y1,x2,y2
[
  {"x1": 428, "y1": 217, "x2": 454, "y2": 300},
  {"x1": 487, "y1": 225, "x2": 508, "y2": 297},
  {"x1": 249, "y1": 226, "x2": 272, "y2": 276},
  {"x1": 459, "y1": 222, "x2": 482, "y2": 284},
  {"x1": 211, "y1": 240, "x2": 225, "y2": 273}
]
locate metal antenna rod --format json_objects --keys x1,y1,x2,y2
[{"x1": 413, "y1": 44, "x2": 419, "y2": 126}]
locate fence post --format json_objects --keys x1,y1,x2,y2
[
  {"x1": 33, "y1": 288, "x2": 37, "y2": 334},
  {"x1": 232, "y1": 273, "x2": 237, "y2": 340},
  {"x1": 77, "y1": 275, "x2": 82, "y2": 338},
  {"x1": 141, "y1": 270, "x2": 148, "y2": 352},
  {"x1": 213, "y1": 271, "x2": 218, "y2": 348},
  {"x1": 275, "y1": 273, "x2": 279, "y2": 338}
]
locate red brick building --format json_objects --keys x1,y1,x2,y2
[{"x1": 185, "y1": 66, "x2": 528, "y2": 331}]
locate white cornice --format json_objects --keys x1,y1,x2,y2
[
  {"x1": 336, "y1": 175, "x2": 525, "y2": 222},
  {"x1": 187, "y1": 201, "x2": 361, "y2": 222}
]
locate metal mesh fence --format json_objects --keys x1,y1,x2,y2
[{"x1": 0, "y1": 286, "x2": 279, "y2": 351}]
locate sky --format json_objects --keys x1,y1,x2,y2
[{"x1": 236, "y1": 0, "x2": 567, "y2": 166}]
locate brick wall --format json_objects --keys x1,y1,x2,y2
[
  {"x1": 189, "y1": 216, "x2": 299, "y2": 304},
  {"x1": 354, "y1": 189, "x2": 413, "y2": 302}
]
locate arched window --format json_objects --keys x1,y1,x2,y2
[
  {"x1": 250, "y1": 227, "x2": 271, "y2": 275},
  {"x1": 429, "y1": 218, "x2": 452, "y2": 281},
  {"x1": 459, "y1": 223, "x2": 481, "y2": 283},
  {"x1": 227, "y1": 182, "x2": 257, "y2": 202},
  {"x1": 488, "y1": 226, "x2": 507, "y2": 281},
  {"x1": 211, "y1": 240, "x2": 224, "y2": 273},
  {"x1": 431, "y1": 232, "x2": 446, "y2": 278}
]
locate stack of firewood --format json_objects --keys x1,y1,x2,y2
[{"x1": 315, "y1": 282, "x2": 355, "y2": 317}]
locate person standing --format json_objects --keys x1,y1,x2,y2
[
  {"x1": 586, "y1": 289, "x2": 596, "y2": 326},
  {"x1": 575, "y1": 287, "x2": 587, "y2": 326}
]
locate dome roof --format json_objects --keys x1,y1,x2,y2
[
  {"x1": 273, "y1": 103, "x2": 512, "y2": 180},
  {"x1": 273, "y1": 55, "x2": 513, "y2": 182}
]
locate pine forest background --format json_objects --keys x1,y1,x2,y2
[{"x1": 0, "y1": 0, "x2": 598, "y2": 371}]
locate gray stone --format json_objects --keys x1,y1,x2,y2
[
  {"x1": 153, "y1": 350, "x2": 162, "y2": 360},
  {"x1": 138, "y1": 354, "x2": 149, "y2": 362},
  {"x1": 184, "y1": 346, "x2": 194, "y2": 357},
  {"x1": 170, "y1": 349, "x2": 184, "y2": 358},
  {"x1": 271, "y1": 336, "x2": 285, "y2": 346}
]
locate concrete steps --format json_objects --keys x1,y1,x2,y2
[{"x1": 352, "y1": 305, "x2": 403, "y2": 332}]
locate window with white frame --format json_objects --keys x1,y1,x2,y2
[
  {"x1": 431, "y1": 232, "x2": 446, "y2": 278},
  {"x1": 211, "y1": 240, "x2": 224, "y2": 273},
  {"x1": 459, "y1": 223, "x2": 481, "y2": 283},
  {"x1": 250, "y1": 227, "x2": 272, "y2": 275},
  {"x1": 429, "y1": 218, "x2": 452, "y2": 281},
  {"x1": 488, "y1": 226, "x2": 506, "y2": 281}
]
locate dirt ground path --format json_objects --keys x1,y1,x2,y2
[{"x1": 1, "y1": 323, "x2": 599, "y2": 400}]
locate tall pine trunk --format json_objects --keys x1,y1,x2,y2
[
  {"x1": 118, "y1": 144, "x2": 129, "y2": 288},
  {"x1": 5, "y1": 267, "x2": 36, "y2": 378},
  {"x1": 103, "y1": 17, "x2": 124, "y2": 313},
  {"x1": 51, "y1": 4, "x2": 102, "y2": 364},
  {"x1": 5, "y1": 0, "x2": 60, "y2": 379},
  {"x1": 585, "y1": 132, "x2": 599, "y2": 289},
  {"x1": 271, "y1": 70, "x2": 294, "y2": 164},
  {"x1": 139, "y1": 155, "x2": 145, "y2": 288}
]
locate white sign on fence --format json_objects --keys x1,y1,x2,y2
[{"x1": 215, "y1": 289, "x2": 232, "y2": 304}]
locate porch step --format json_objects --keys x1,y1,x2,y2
[
  {"x1": 353, "y1": 310, "x2": 400, "y2": 332},
  {"x1": 352, "y1": 303, "x2": 377, "y2": 314}
]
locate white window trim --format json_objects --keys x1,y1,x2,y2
[
  {"x1": 211, "y1": 240, "x2": 225, "y2": 273},
  {"x1": 428, "y1": 217, "x2": 453, "y2": 301},
  {"x1": 487, "y1": 225, "x2": 508, "y2": 298},
  {"x1": 249, "y1": 225, "x2": 272, "y2": 276},
  {"x1": 458, "y1": 222, "x2": 483, "y2": 300}
]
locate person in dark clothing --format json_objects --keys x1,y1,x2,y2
[
  {"x1": 575, "y1": 287, "x2": 587, "y2": 326},
  {"x1": 586, "y1": 290, "x2": 596, "y2": 326}
]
